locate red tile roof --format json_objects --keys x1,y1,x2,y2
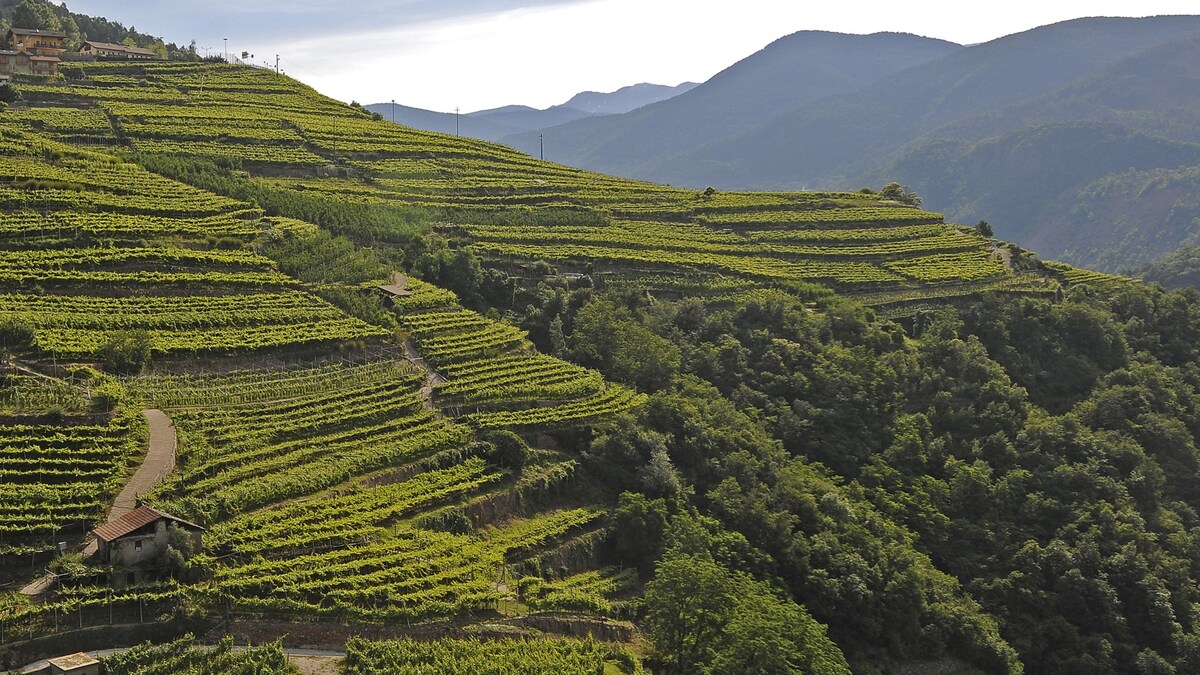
[{"x1": 92, "y1": 505, "x2": 203, "y2": 542}]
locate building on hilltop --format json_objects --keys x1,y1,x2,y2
[
  {"x1": 4, "y1": 28, "x2": 64, "y2": 76},
  {"x1": 78, "y1": 40, "x2": 160, "y2": 60},
  {"x1": 92, "y1": 505, "x2": 204, "y2": 584},
  {"x1": 7, "y1": 28, "x2": 67, "y2": 56}
]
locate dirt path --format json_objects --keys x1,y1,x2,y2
[
  {"x1": 403, "y1": 339, "x2": 445, "y2": 409},
  {"x1": 20, "y1": 647, "x2": 342, "y2": 674},
  {"x1": 107, "y1": 409, "x2": 177, "y2": 519},
  {"x1": 31, "y1": 410, "x2": 177, "y2": 588},
  {"x1": 994, "y1": 245, "x2": 1014, "y2": 271}
]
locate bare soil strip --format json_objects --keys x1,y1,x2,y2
[{"x1": 108, "y1": 409, "x2": 177, "y2": 519}]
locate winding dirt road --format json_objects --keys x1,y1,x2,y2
[{"x1": 108, "y1": 409, "x2": 177, "y2": 519}]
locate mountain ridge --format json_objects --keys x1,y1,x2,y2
[{"x1": 365, "y1": 81, "x2": 695, "y2": 142}]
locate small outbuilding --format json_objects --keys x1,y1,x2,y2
[
  {"x1": 91, "y1": 506, "x2": 203, "y2": 583},
  {"x1": 23, "y1": 652, "x2": 101, "y2": 675},
  {"x1": 0, "y1": 50, "x2": 28, "y2": 76},
  {"x1": 378, "y1": 271, "x2": 413, "y2": 297}
]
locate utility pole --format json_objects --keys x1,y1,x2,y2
[
  {"x1": 275, "y1": 54, "x2": 280, "y2": 74},
  {"x1": 223, "y1": 37, "x2": 228, "y2": 62},
  {"x1": 391, "y1": 99, "x2": 395, "y2": 124},
  {"x1": 455, "y1": 107, "x2": 460, "y2": 136},
  {"x1": 539, "y1": 133, "x2": 544, "y2": 161}
]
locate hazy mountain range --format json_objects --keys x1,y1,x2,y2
[
  {"x1": 365, "y1": 81, "x2": 696, "y2": 142},
  {"x1": 379, "y1": 16, "x2": 1200, "y2": 274}
]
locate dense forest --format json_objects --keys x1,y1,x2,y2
[{"x1": 514, "y1": 264, "x2": 1200, "y2": 674}]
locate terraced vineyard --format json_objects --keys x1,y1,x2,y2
[
  {"x1": 344, "y1": 636, "x2": 643, "y2": 674},
  {"x1": 2, "y1": 60, "x2": 1080, "y2": 314},
  {"x1": 0, "y1": 127, "x2": 385, "y2": 360},
  {"x1": 392, "y1": 294, "x2": 646, "y2": 429},
  {"x1": 131, "y1": 359, "x2": 622, "y2": 625},
  {"x1": 0, "y1": 63, "x2": 648, "y2": 652},
  {"x1": 0, "y1": 58, "x2": 1138, "y2": 672},
  {"x1": 0, "y1": 412, "x2": 142, "y2": 557},
  {"x1": 103, "y1": 634, "x2": 295, "y2": 675}
]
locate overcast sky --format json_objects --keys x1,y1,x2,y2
[{"x1": 67, "y1": 1, "x2": 1200, "y2": 112}]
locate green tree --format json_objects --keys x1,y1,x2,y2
[
  {"x1": 157, "y1": 525, "x2": 198, "y2": 580},
  {"x1": 413, "y1": 243, "x2": 483, "y2": 307},
  {"x1": 485, "y1": 429, "x2": 529, "y2": 472},
  {"x1": 644, "y1": 552, "x2": 850, "y2": 675},
  {"x1": 570, "y1": 298, "x2": 680, "y2": 391},
  {"x1": 10, "y1": 0, "x2": 62, "y2": 31},
  {"x1": 57, "y1": 11, "x2": 81, "y2": 50},
  {"x1": 644, "y1": 553, "x2": 740, "y2": 673},
  {"x1": 977, "y1": 220, "x2": 994, "y2": 237},
  {"x1": 98, "y1": 330, "x2": 152, "y2": 375},
  {"x1": 712, "y1": 590, "x2": 850, "y2": 675},
  {"x1": 608, "y1": 492, "x2": 669, "y2": 574},
  {"x1": 880, "y1": 181, "x2": 922, "y2": 207},
  {"x1": 547, "y1": 314, "x2": 567, "y2": 356}
]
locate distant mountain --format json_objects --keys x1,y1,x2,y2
[
  {"x1": 363, "y1": 102, "x2": 523, "y2": 141},
  {"x1": 629, "y1": 16, "x2": 1200, "y2": 189},
  {"x1": 467, "y1": 104, "x2": 598, "y2": 137},
  {"x1": 501, "y1": 31, "x2": 963, "y2": 178},
  {"x1": 561, "y1": 82, "x2": 698, "y2": 114},
  {"x1": 867, "y1": 27, "x2": 1200, "y2": 270},
  {"x1": 500, "y1": 16, "x2": 1200, "y2": 272},
  {"x1": 365, "y1": 81, "x2": 695, "y2": 143}
]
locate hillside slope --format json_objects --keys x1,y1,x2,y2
[
  {"x1": 12, "y1": 60, "x2": 1200, "y2": 675},
  {"x1": 0, "y1": 60, "x2": 1038, "y2": 673},
  {"x1": 0, "y1": 63, "x2": 653, "y2": 664}
]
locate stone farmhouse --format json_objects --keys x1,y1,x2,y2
[{"x1": 91, "y1": 505, "x2": 204, "y2": 584}]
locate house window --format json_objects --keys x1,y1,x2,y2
[{"x1": 134, "y1": 540, "x2": 143, "y2": 550}]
